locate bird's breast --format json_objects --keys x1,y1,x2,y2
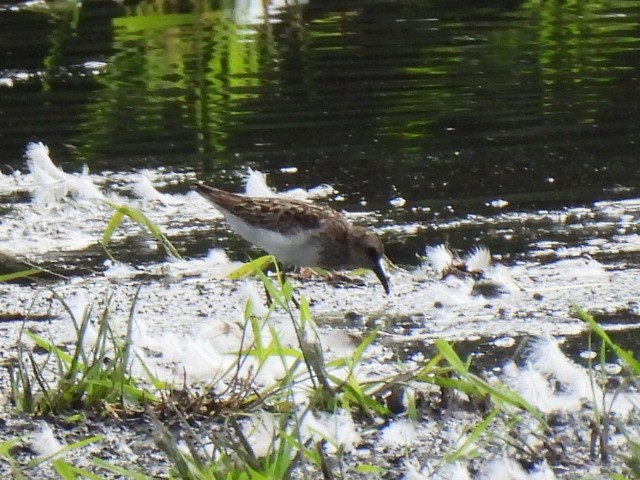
[{"x1": 223, "y1": 212, "x2": 322, "y2": 267}]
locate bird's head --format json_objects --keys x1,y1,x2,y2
[{"x1": 350, "y1": 227, "x2": 390, "y2": 295}]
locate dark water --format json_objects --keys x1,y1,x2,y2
[{"x1": 2, "y1": 1, "x2": 640, "y2": 266}]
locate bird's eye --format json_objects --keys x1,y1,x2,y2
[{"x1": 366, "y1": 246, "x2": 378, "y2": 259}]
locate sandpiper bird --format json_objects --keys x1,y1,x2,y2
[{"x1": 193, "y1": 182, "x2": 390, "y2": 294}]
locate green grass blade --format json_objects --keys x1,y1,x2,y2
[
  {"x1": 105, "y1": 203, "x2": 182, "y2": 259},
  {"x1": 84, "y1": 379, "x2": 157, "y2": 403},
  {"x1": 353, "y1": 328, "x2": 379, "y2": 364},
  {"x1": 25, "y1": 331, "x2": 74, "y2": 365},
  {"x1": 102, "y1": 209, "x2": 125, "y2": 248},
  {"x1": 435, "y1": 339, "x2": 468, "y2": 373},
  {"x1": 446, "y1": 407, "x2": 500, "y2": 462},
  {"x1": 122, "y1": 285, "x2": 142, "y2": 372},
  {"x1": 355, "y1": 464, "x2": 386, "y2": 475},
  {"x1": 435, "y1": 339, "x2": 544, "y2": 423},
  {"x1": 0, "y1": 437, "x2": 24, "y2": 480},
  {"x1": 573, "y1": 306, "x2": 640, "y2": 374},
  {"x1": 52, "y1": 459, "x2": 106, "y2": 480},
  {"x1": 134, "y1": 352, "x2": 166, "y2": 390},
  {"x1": 0, "y1": 437, "x2": 21, "y2": 457},
  {"x1": 0, "y1": 269, "x2": 41, "y2": 282},
  {"x1": 227, "y1": 255, "x2": 276, "y2": 280},
  {"x1": 256, "y1": 269, "x2": 286, "y2": 309},
  {"x1": 298, "y1": 295, "x2": 312, "y2": 324},
  {"x1": 93, "y1": 457, "x2": 150, "y2": 479}
]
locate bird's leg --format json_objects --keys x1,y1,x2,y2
[{"x1": 263, "y1": 282, "x2": 274, "y2": 308}]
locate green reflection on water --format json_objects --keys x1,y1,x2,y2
[
  {"x1": 523, "y1": 0, "x2": 639, "y2": 117},
  {"x1": 24, "y1": 0, "x2": 639, "y2": 172},
  {"x1": 380, "y1": 0, "x2": 640, "y2": 151},
  {"x1": 76, "y1": 4, "x2": 265, "y2": 164}
]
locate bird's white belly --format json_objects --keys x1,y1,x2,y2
[{"x1": 223, "y1": 213, "x2": 321, "y2": 266}]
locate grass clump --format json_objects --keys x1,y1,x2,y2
[
  {"x1": 125, "y1": 270, "x2": 549, "y2": 479},
  {"x1": 8, "y1": 286, "x2": 158, "y2": 417}
]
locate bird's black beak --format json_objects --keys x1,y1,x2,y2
[{"x1": 373, "y1": 258, "x2": 390, "y2": 295}]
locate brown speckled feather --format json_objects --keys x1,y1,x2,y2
[{"x1": 193, "y1": 184, "x2": 343, "y2": 234}]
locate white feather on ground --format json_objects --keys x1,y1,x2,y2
[
  {"x1": 464, "y1": 246, "x2": 492, "y2": 272},
  {"x1": 131, "y1": 174, "x2": 171, "y2": 204},
  {"x1": 503, "y1": 337, "x2": 599, "y2": 413},
  {"x1": 30, "y1": 422, "x2": 63, "y2": 458},
  {"x1": 424, "y1": 244, "x2": 455, "y2": 276},
  {"x1": 380, "y1": 419, "x2": 418, "y2": 448},
  {"x1": 25, "y1": 142, "x2": 104, "y2": 204}
]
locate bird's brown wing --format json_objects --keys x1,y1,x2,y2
[
  {"x1": 229, "y1": 196, "x2": 343, "y2": 234},
  {"x1": 193, "y1": 183, "x2": 343, "y2": 235}
]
